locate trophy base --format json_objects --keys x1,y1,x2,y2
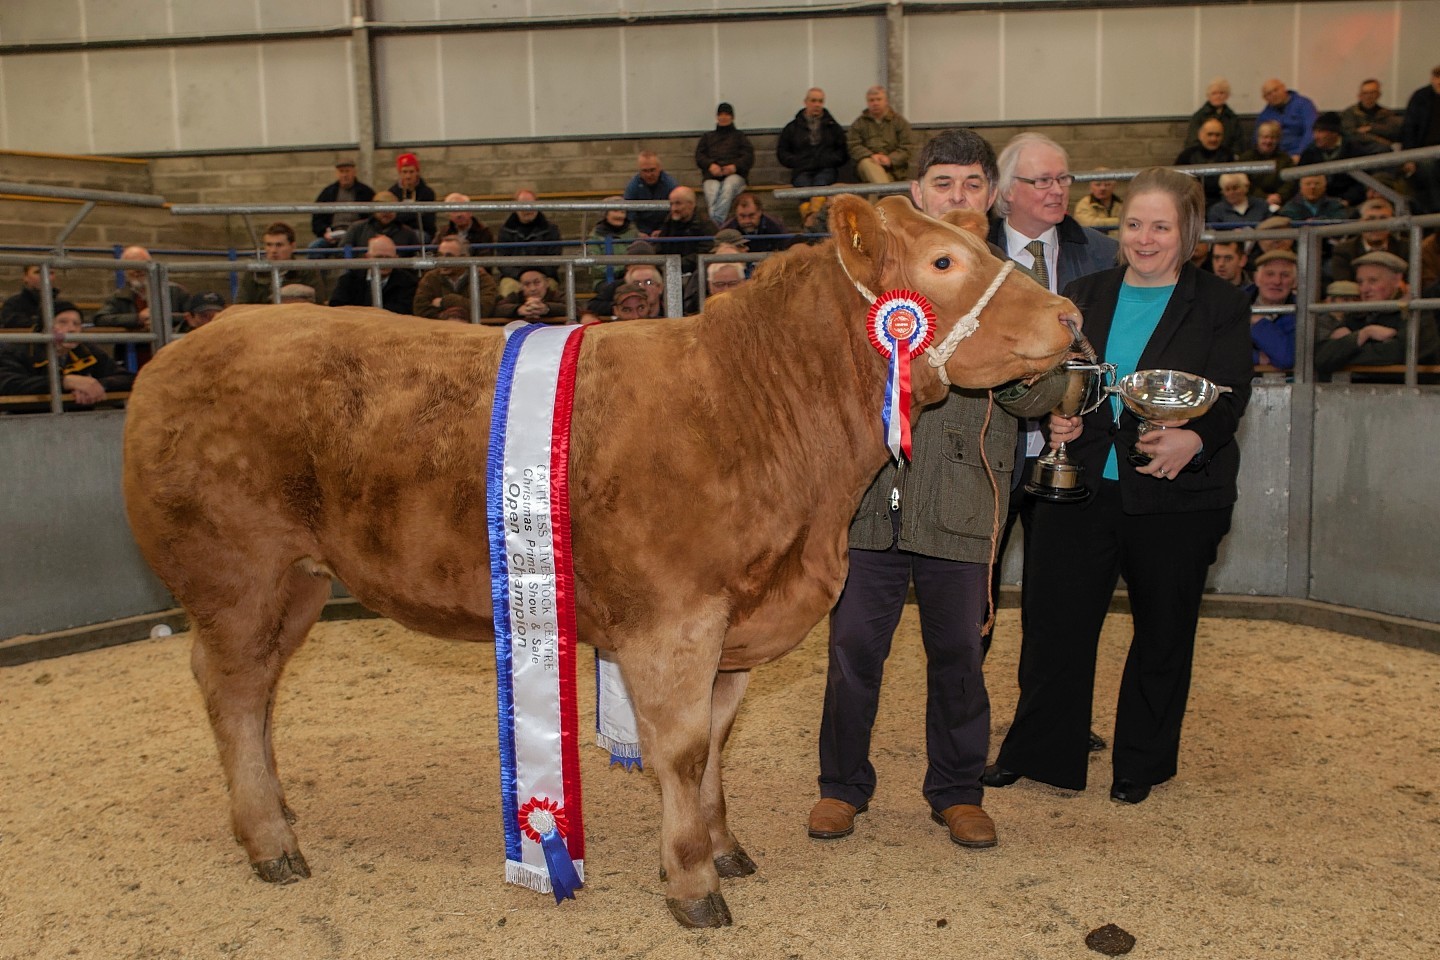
[
  {"x1": 1024, "y1": 457, "x2": 1092, "y2": 503},
  {"x1": 1127, "y1": 451, "x2": 1152, "y2": 467},
  {"x1": 1024, "y1": 480, "x2": 1092, "y2": 503}
]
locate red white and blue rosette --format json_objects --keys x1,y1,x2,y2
[{"x1": 867, "y1": 289, "x2": 937, "y2": 461}]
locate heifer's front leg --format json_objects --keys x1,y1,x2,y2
[
  {"x1": 620, "y1": 633, "x2": 732, "y2": 928},
  {"x1": 705, "y1": 669, "x2": 756, "y2": 879},
  {"x1": 190, "y1": 564, "x2": 332, "y2": 883}
]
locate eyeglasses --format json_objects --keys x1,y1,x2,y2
[
  {"x1": 1013, "y1": 174, "x2": 1075, "y2": 190},
  {"x1": 631, "y1": 277, "x2": 660, "y2": 287}
]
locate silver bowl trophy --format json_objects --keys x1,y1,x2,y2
[{"x1": 1109, "y1": 369, "x2": 1231, "y2": 466}]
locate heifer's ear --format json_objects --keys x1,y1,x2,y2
[
  {"x1": 830, "y1": 195, "x2": 889, "y2": 294},
  {"x1": 942, "y1": 208, "x2": 989, "y2": 240}
]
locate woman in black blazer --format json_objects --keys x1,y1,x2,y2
[{"x1": 985, "y1": 168, "x2": 1253, "y2": 804}]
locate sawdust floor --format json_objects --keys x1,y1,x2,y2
[{"x1": 2, "y1": 610, "x2": 1438, "y2": 960}]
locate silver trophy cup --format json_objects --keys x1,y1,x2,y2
[
  {"x1": 1024, "y1": 360, "x2": 1116, "y2": 502},
  {"x1": 1110, "y1": 369, "x2": 1231, "y2": 466}
]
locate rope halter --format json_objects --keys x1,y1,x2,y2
[{"x1": 836, "y1": 244, "x2": 1018, "y2": 388}]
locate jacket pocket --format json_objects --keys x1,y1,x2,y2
[{"x1": 927, "y1": 422, "x2": 1011, "y2": 539}]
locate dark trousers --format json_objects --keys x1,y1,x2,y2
[
  {"x1": 817, "y1": 545, "x2": 990, "y2": 811},
  {"x1": 995, "y1": 482, "x2": 1231, "y2": 790}
]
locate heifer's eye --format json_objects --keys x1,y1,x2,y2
[{"x1": 934, "y1": 257, "x2": 952, "y2": 270}]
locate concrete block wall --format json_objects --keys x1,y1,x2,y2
[{"x1": 2, "y1": 118, "x2": 1193, "y2": 308}]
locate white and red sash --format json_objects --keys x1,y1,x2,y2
[{"x1": 486, "y1": 322, "x2": 589, "y2": 901}]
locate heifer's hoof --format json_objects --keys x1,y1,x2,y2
[
  {"x1": 714, "y1": 846, "x2": 757, "y2": 878},
  {"x1": 250, "y1": 849, "x2": 311, "y2": 884},
  {"x1": 666, "y1": 891, "x2": 733, "y2": 928}
]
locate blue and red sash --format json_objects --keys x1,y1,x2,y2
[{"x1": 486, "y1": 322, "x2": 589, "y2": 902}]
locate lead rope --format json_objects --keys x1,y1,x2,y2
[{"x1": 978, "y1": 392, "x2": 1000, "y2": 636}]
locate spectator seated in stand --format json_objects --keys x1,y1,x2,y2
[
  {"x1": 435, "y1": 194, "x2": 495, "y2": 250},
  {"x1": 496, "y1": 188, "x2": 563, "y2": 297},
  {"x1": 493, "y1": 267, "x2": 566, "y2": 322},
  {"x1": 776, "y1": 87, "x2": 848, "y2": 187},
  {"x1": 589, "y1": 241, "x2": 662, "y2": 317},
  {"x1": 623, "y1": 151, "x2": 679, "y2": 237},
  {"x1": 847, "y1": 85, "x2": 919, "y2": 184},
  {"x1": 681, "y1": 229, "x2": 747, "y2": 313},
  {"x1": 695, "y1": 102, "x2": 754, "y2": 226},
  {"x1": 280, "y1": 283, "x2": 316, "y2": 304},
  {"x1": 1257, "y1": 78, "x2": 1319, "y2": 159},
  {"x1": 1239, "y1": 121, "x2": 1297, "y2": 208},
  {"x1": 0, "y1": 301, "x2": 134, "y2": 407},
  {"x1": 718, "y1": 192, "x2": 793, "y2": 253},
  {"x1": 1298, "y1": 112, "x2": 1387, "y2": 208},
  {"x1": 1253, "y1": 215, "x2": 1296, "y2": 256},
  {"x1": 1402, "y1": 65, "x2": 1440, "y2": 215},
  {"x1": 1330, "y1": 198, "x2": 1410, "y2": 283},
  {"x1": 387, "y1": 152, "x2": 437, "y2": 243},
  {"x1": 94, "y1": 245, "x2": 189, "y2": 371},
  {"x1": 308, "y1": 159, "x2": 375, "y2": 255},
  {"x1": 1316, "y1": 251, "x2": 1440, "y2": 378},
  {"x1": 1173, "y1": 118, "x2": 1235, "y2": 206},
  {"x1": 652, "y1": 185, "x2": 715, "y2": 274},
  {"x1": 704, "y1": 261, "x2": 746, "y2": 299},
  {"x1": 1184, "y1": 78, "x2": 1245, "y2": 156},
  {"x1": 328, "y1": 236, "x2": 418, "y2": 315},
  {"x1": 2, "y1": 265, "x2": 57, "y2": 330},
  {"x1": 607, "y1": 282, "x2": 652, "y2": 321},
  {"x1": 586, "y1": 197, "x2": 639, "y2": 290},
  {"x1": 339, "y1": 193, "x2": 422, "y2": 256},
  {"x1": 1209, "y1": 240, "x2": 1250, "y2": 288},
  {"x1": 1072, "y1": 173, "x2": 1121, "y2": 230},
  {"x1": 1319, "y1": 280, "x2": 1361, "y2": 331},
  {"x1": 1342, "y1": 78, "x2": 1404, "y2": 148},
  {"x1": 1278, "y1": 175, "x2": 1348, "y2": 223},
  {"x1": 237, "y1": 222, "x2": 327, "y2": 304},
  {"x1": 1207, "y1": 173, "x2": 1270, "y2": 225},
  {"x1": 177, "y1": 291, "x2": 227, "y2": 334},
  {"x1": 414, "y1": 234, "x2": 498, "y2": 321},
  {"x1": 1249, "y1": 250, "x2": 1299, "y2": 369}
]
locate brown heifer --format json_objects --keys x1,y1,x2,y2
[{"x1": 122, "y1": 195, "x2": 1078, "y2": 928}]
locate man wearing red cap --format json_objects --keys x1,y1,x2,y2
[{"x1": 388, "y1": 152, "x2": 438, "y2": 243}]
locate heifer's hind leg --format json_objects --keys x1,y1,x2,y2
[
  {"x1": 619, "y1": 626, "x2": 732, "y2": 928},
  {"x1": 190, "y1": 560, "x2": 332, "y2": 884},
  {"x1": 705, "y1": 669, "x2": 756, "y2": 879}
]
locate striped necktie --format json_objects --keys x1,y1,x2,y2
[{"x1": 1025, "y1": 239, "x2": 1050, "y2": 292}]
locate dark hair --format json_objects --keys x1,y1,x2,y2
[
  {"x1": 734, "y1": 192, "x2": 762, "y2": 212},
  {"x1": 264, "y1": 221, "x2": 296, "y2": 243},
  {"x1": 914, "y1": 128, "x2": 998, "y2": 185}
]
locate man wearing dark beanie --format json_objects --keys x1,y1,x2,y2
[
  {"x1": 695, "y1": 102, "x2": 753, "y2": 226},
  {"x1": 1298, "y1": 111, "x2": 1385, "y2": 207}
]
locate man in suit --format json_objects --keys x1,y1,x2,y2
[{"x1": 983, "y1": 133, "x2": 1118, "y2": 755}]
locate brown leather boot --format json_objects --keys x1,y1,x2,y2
[
  {"x1": 807, "y1": 798, "x2": 868, "y2": 839},
  {"x1": 930, "y1": 804, "x2": 997, "y2": 848}
]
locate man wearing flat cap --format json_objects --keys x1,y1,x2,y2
[
  {"x1": 1249, "y1": 250, "x2": 1299, "y2": 369},
  {"x1": 1315, "y1": 250, "x2": 1440, "y2": 377},
  {"x1": 309, "y1": 159, "x2": 375, "y2": 254}
]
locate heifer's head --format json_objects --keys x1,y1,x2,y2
[{"x1": 830, "y1": 194, "x2": 1078, "y2": 401}]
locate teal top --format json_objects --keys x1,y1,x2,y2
[{"x1": 1103, "y1": 282, "x2": 1176, "y2": 480}]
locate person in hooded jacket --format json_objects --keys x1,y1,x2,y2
[{"x1": 776, "y1": 88, "x2": 848, "y2": 187}]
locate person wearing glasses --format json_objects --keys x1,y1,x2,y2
[
  {"x1": 982, "y1": 133, "x2": 1118, "y2": 725},
  {"x1": 807, "y1": 128, "x2": 1069, "y2": 852},
  {"x1": 984, "y1": 167, "x2": 1252, "y2": 805}
]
